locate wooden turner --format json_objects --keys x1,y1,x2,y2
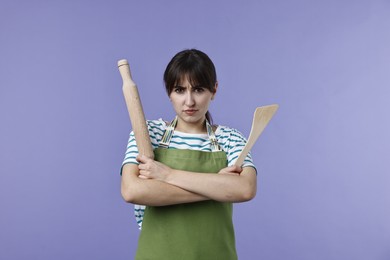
[{"x1": 234, "y1": 104, "x2": 279, "y2": 167}]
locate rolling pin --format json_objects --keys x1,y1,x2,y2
[{"x1": 118, "y1": 59, "x2": 154, "y2": 159}]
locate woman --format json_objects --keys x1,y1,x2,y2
[{"x1": 121, "y1": 49, "x2": 257, "y2": 260}]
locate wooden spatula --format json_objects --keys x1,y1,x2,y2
[{"x1": 234, "y1": 104, "x2": 279, "y2": 167}]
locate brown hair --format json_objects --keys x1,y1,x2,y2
[{"x1": 163, "y1": 49, "x2": 217, "y2": 123}]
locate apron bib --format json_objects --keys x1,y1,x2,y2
[{"x1": 135, "y1": 118, "x2": 237, "y2": 260}]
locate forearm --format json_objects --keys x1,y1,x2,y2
[
  {"x1": 165, "y1": 167, "x2": 257, "y2": 202},
  {"x1": 121, "y1": 164, "x2": 208, "y2": 206}
]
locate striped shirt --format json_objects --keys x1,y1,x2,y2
[{"x1": 122, "y1": 119, "x2": 256, "y2": 228}]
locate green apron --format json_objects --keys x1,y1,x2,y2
[{"x1": 135, "y1": 122, "x2": 237, "y2": 260}]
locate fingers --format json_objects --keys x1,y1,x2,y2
[
  {"x1": 138, "y1": 166, "x2": 152, "y2": 179},
  {"x1": 230, "y1": 165, "x2": 243, "y2": 173},
  {"x1": 136, "y1": 155, "x2": 151, "y2": 178},
  {"x1": 137, "y1": 161, "x2": 151, "y2": 172},
  {"x1": 219, "y1": 171, "x2": 240, "y2": 176},
  {"x1": 226, "y1": 165, "x2": 243, "y2": 173},
  {"x1": 136, "y1": 154, "x2": 152, "y2": 164},
  {"x1": 218, "y1": 165, "x2": 243, "y2": 175},
  {"x1": 137, "y1": 155, "x2": 161, "y2": 179}
]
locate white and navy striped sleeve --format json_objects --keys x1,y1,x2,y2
[
  {"x1": 216, "y1": 126, "x2": 256, "y2": 170},
  {"x1": 120, "y1": 119, "x2": 166, "y2": 230},
  {"x1": 121, "y1": 119, "x2": 166, "y2": 168}
]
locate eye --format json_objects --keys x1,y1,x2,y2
[
  {"x1": 193, "y1": 87, "x2": 205, "y2": 93},
  {"x1": 173, "y1": 87, "x2": 185, "y2": 94}
]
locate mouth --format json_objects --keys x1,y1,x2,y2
[{"x1": 183, "y1": 109, "x2": 198, "y2": 115}]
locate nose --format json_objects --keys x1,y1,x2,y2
[{"x1": 185, "y1": 91, "x2": 195, "y2": 106}]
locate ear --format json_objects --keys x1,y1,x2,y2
[{"x1": 211, "y1": 82, "x2": 218, "y2": 100}]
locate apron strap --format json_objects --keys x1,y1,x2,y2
[
  {"x1": 159, "y1": 117, "x2": 177, "y2": 148},
  {"x1": 159, "y1": 116, "x2": 222, "y2": 152}
]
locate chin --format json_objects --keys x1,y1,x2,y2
[{"x1": 181, "y1": 115, "x2": 203, "y2": 124}]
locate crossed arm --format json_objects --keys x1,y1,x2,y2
[{"x1": 121, "y1": 155, "x2": 257, "y2": 206}]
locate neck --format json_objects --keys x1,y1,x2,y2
[{"x1": 176, "y1": 117, "x2": 207, "y2": 134}]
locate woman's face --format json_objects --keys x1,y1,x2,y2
[{"x1": 169, "y1": 76, "x2": 216, "y2": 132}]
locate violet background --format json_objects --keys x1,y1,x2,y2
[{"x1": 1, "y1": 0, "x2": 389, "y2": 259}]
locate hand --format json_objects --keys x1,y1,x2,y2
[
  {"x1": 136, "y1": 155, "x2": 172, "y2": 181},
  {"x1": 218, "y1": 165, "x2": 243, "y2": 176}
]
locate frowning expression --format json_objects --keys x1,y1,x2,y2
[{"x1": 169, "y1": 76, "x2": 216, "y2": 131}]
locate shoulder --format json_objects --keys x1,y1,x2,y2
[
  {"x1": 215, "y1": 125, "x2": 247, "y2": 142},
  {"x1": 146, "y1": 119, "x2": 168, "y2": 132},
  {"x1": 144, "y1": 119, "x2": 168, "y2": 143},
  {"x1": 146, "y1": 118, "x2": 167, "y2": 128}
]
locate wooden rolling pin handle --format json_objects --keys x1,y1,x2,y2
[{"x1": 118, "y1": 59, "x2": 154, "y2": 159}]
